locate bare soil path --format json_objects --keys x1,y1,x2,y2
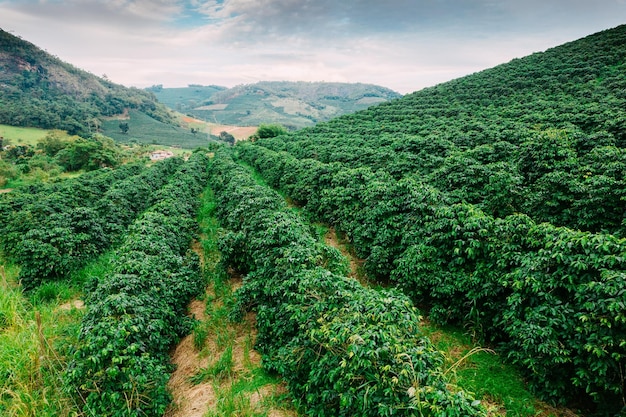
[{"x1": 166, "y1": 235, "x2": 297, "y2": 417}]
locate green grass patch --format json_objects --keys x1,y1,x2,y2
[
  {"x1": 0, "y1": 260, "x2": 81, "y2": 417},
  {"x1": 191, "y1": 346, "x2": 235, "y2": 384},
  {"x1": 230, "y1": 367, "x2": 284, "y2": 397},
  {"x1": 0, "y1": 124, "x2": 50, "y2": 146},
  {"x1": 101, "y1": 109, "x2": 211, "y2": 149},
  {"x1": 421, "y1": 322, "x2": 552, "y2": 416}
]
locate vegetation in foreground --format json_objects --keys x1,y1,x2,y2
[
  {"x1": 236, "y1": 24, "x2": 626, "y2": 416},
  {"x1": 0, "y1": 253, "x2": 111, "y2": 417}
]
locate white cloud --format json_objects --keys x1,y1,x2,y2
[{"x1": 0, "y1": 0, "x2": 625, "y2": 94}]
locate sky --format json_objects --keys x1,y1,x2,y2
[{"x1": 0, "y1": 1, "x2": 625, "y2": 94}]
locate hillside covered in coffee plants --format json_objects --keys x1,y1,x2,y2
[
  {"x1": 3, "y1": 23, "x2": 626, "y2": 417},
  {"x1": 234, "y1": 25, "x2": 626, "y2": 415}
]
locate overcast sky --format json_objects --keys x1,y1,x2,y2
[{"x1": 0, "y1": 1, "x2": 624, "y2": 94}]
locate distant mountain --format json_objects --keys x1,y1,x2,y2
[
  {"x1": 0, "y1": 28, "x2": 175, "y2": 136},
  {"x1": 148, "y1": 81, "x2": 402, "y2": 130}
]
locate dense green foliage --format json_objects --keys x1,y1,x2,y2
[
  {"x1": 235, "y1": 24, "x2": 626, "y2": 414},
  {"x1": 0, "y1": 128, "x2": 130, "y2": 189},
  {"x1": 251, "y1": 123, "x2": 288, "y2": 140},
  {"x1": 40, "y1": 131, "x2": 124, "y2": 171},
  {"x1": 151, "y1": 81, "x2": 401, "y2": 130},
  {"x1": 0, "y1": 29, "x2": 174, "y2": 136},
  {"x1": 65, "y1": 152, "x2": 209, "y2": 416},
  {"x1": 0, "y1": 157, "x2": 183, "y2": 289},
  {"x1": 208, "y1": 148, "x2": 484, "y2": 417}
]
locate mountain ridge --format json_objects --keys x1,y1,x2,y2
[
  {"x1": 149, "y1": 80, "x2": 402, "y2": 130},
  {"x1": 0, "y1": 28, "x2": 174, "y2": 136}
]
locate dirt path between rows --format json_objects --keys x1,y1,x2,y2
[
  {"x1": 166, "y1": 238, "x2": 297, "y2": 417},
  {"x1": 324, "y1": 226, "x2": 367, "y2": 284},
  {"x1": 165, "y1": 298, "x2": 214, "y2": 417}
]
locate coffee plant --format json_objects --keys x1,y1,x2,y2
[
  {"x1": 208, "y1": 148, "x2": 484, "y2": 417},
  {"x1": 65, "y1": 152, "x2": 209, "y2": 417},
  {"x1": 0, "y1": 157, "x2": 184, "y2": 289},
  {"x1": 237, "y1": 139, "x2": 626, "y2": 414}
]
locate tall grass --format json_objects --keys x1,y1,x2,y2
[{"x1": 0, "y1": 253, "x2": 113, "y2": 417}]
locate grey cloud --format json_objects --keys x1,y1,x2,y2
[
  {"x1": 193, "y1": 0, "x2": 497, "y2": 42},
  {"x1": 1, "y1": 0, "x2": 625, "y2": 95},
  {"x1": 192, "y1": 0, "x2": 626, "y2": 45},
  {"x1": 2, "y1": 0, "x2": 182, "y2": 28}
]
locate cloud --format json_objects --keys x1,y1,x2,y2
[
  {"x1": 2, "y1": 0, "x2": 180, "y2": 26},
  {"x1": 1, "y1": 0, "x2": 625, "y2": 94},
  {"x1": 188, "y1": 0, "x2": 501, "y2": 44}
]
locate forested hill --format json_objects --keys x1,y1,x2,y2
[
  {"x1": 0, "y1": 28, "x2": 174, "y2": 136},
  {"x1": 260, "y1": 24, "x2": 626, "y2": 234},
  {"x1": 148, "y1": 81, "x2": 402, "y2": 129}
]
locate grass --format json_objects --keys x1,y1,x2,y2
[
  {"x1": 101, "y1": 109, "x2": 211, "y2": 149},
  {"x1": 0, "y1": 252, "x2": 115, "y2": 417},
  {"x1": 421, "y1": 323, "x2": 547, "y2": 416},
  {"x1": 0, "y1": 124, "x2": 50, "y2": 146},
  {"x1": 0, "y1": 261, "x2": 81, "y2": 417},
  {"x1": 191, "y1": 346, "x2": 235, "y2": 384},
  {"x1": 178, "y1": 184, "x2": 297, "y2": 417}
]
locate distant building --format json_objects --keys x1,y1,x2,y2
[{"x1": 149, "y1": 150, "x2": 174, "y2": 161}]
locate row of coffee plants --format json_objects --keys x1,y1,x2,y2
[
  {"x1": 0, "y1": 163, "x2": 141, "y2": 254},
  {"x1": 253, "y1": 26, "x2": 626, "y2": 236},
  {"x1": 208, "y1": 148, "x2": 484, "y2": 417},
  {"x1": 64, "y1": 151, "x2": 210, "y2": 416},
  {"x1": 0, "y1": 157, "x2": 183, "y2": 289},
  {"x1": 237, "y1": 142, "x2": 626, "y2": 414}
]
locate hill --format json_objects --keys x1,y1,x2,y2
[
  {"x1": 146, "y1": 84, "x2": 227, "y2": 111},
  {"x1": 148, "y1": 81, "x2": 402, "y2": 130},
  {"x1": 236, "y1": 24, "x2": 626, "y2": 414},
  {"x1": 0, "y1": 28, "x2": 177, "y2": 138}
]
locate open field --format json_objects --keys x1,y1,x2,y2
[
  {"x1": 177, "y1": 114, "x2": 257, "y2": 141},
  {"x1": 208, "y1": 124, "x2": 257, "y2": 141},
  {"x1": 0, "y1": 124, "x2": 49, "y2": 146}
]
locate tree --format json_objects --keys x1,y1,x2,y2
[
  {"x1": 5, "y1": 145, "x2": 34, "y2": 160},
  {"x1": 119, "y1": 122, "x2": 129, "y2": 134},
  {"x1": 219, "y1": 131, "x2": 235, "y2": 145},
  {"x1": 37, "y1": 130, "x2": 69, "y2": 157},
  {"x1": 88, "y1": 117, "x2": 102, "y2": 133},
  {"x1": 252, "y1": 123, "x2": 287, "y2": 141}
]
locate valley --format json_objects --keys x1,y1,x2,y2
[{"x1": 1, "y1": 23, "x2": 626, "y2": 417}]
